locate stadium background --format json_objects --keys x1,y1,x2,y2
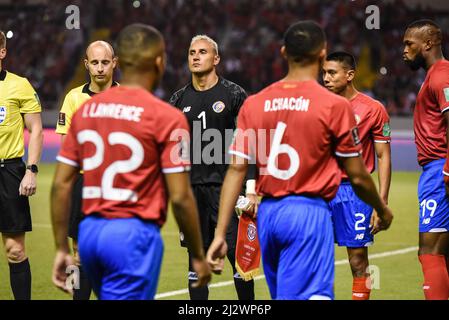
[{"x1": 0, "y1": 0, "x2": 449, "y2": 299}]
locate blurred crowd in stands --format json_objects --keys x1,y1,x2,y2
[{"x1": 1, "y1": 0, "x2": 448, "y2": 116}]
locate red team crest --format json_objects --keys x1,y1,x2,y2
[{"x1": 236, "y1": 212, "x2": 261, "y2": 281}]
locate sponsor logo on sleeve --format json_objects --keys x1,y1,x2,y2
[
  {"x1": 351, "y1": 127, "x2": 361, "y2": 145},
  {"x1": 58, "y1": 112, "x2": 66, "y2": 126},
  {"x1": 383, "y1": 122, "x2": 391, "y2": 137},
  {"x1": 0, "y1": 106, "x2": 6, "y2": 124}
]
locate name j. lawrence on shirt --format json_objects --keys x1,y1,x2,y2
[{"x1": 82, "y1": 102, "x2": 144, "y2": 122}]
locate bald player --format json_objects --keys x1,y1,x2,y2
[
  {"x1": 55, "y1": 40, "x2": 118, "y2": 300},
  {"x1": 403, "y1": 19, "x2": 449, "y2": 300},
  {"x1": 51, "y1": 23, "x2": 210, "y2": 300}
]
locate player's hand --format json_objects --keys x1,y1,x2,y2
[
  {"x1": 52, "y1": 250, "x2": 76, "y2": 295},
  {"x1": 371, "y1": 206, "x2": 393, "y2": 234},
  {"x1": 190, "y1": 257, "x2": 212, "y2": 288},
  {"x1": 370, "y1": 210, "x2": 380, "y2": 234},
  {"x1": 19, "y1": 170, "x2": 37, "y2": 197},
  {"x1": 246, "y1": 193, "x2": 259, "y2": 219},
  {"x1": 206, "y1": 237, "x2": 227, "y2": 275}
]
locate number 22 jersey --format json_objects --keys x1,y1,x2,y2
[{"x1": 57, "y1": 86, "x2": 191, "y2": 225}]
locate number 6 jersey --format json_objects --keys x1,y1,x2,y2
[
  {"x1": 230, "y1": 80, "x2": 361, "y2": 201},
  {"x1": 57, "y1": 86, "x2": 191, "y2": 225}
]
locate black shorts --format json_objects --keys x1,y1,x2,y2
[
  {"x1": 0, "y1": 158, "x2": 31, "y2": 233},
  {"x1": 68, "y1": 173, "x2": 84, "y2": 240},
  {"x1": 180, "y1": 184, "x2": 239, "y2": 250}
]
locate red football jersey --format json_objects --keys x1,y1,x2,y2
[
  {"x1": 414, "y1": 59, "x2": 449, "y2": 166},
  {"x1": 57, "y1": 86, "x2": 190, "y2": 225},
  {"x1": 230, "y1": 80, "x2": 361, "y2": 201},
  {"x1": 341, "y1": 92, "x2": 390, "y2": 179}
]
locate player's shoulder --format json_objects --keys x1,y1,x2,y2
[
  {"x1": 154, "y1": 94, "x2": 186, "y2": 118},
  {"x1": 219, "y1": 77, "x2": 247, "y2": 97},
  {"x1": 65, "y1": 83, "x2": 88, "y2": 98},
  {"x1": 430, "y1": 59, "x2": 449, "y2": 84},
  {"x1": 434, "y1": 59, "x2": 449, "y2": 72},
  {"x1": 169, "y1": 82, "x2": 191, "y2": 106},
  {"x1": 4, "y1": 70, "x2": 32, "y2": 86},
  {"x1": 355, "y1": 92, "x2": 385, "y2": 110}
]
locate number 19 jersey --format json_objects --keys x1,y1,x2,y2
[
  {"x1": 230, "y1": 80, "x2": 361, "y2": 201},
  {"x1": 57, "y1": 86, "x2": 191, "y2": 225}
]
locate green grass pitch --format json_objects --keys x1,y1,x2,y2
[{"x1": 0, "y1": 164, "x2": 423, "y2": 300}]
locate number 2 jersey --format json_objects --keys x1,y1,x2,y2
[
  {"x1": 57, "y1": 86, "x2": 191, "y2": 225},
  {"x1": 230, "y1": 80, "x2": 361, "y2": 201}
]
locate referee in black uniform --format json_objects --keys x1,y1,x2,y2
[
  {"x1": 0, "y1": 30, "x2": 43, "y2": 300},
  {"x1": 169, "y1": 35, "x2": 255, "y2": 300}
]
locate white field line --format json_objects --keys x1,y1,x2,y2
[
  {"x1": 33, "y1": 223, "x2": 418, "y2": 299},
  {"x1": 155, "y1": 246, "x2": 418, "y2": 299}
]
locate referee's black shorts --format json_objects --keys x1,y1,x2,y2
[
  {"x1": 0, "y1": 158, "x2": 31, "y2": 233},
  {"x1": 68, "y1": 173, "x2": 84, "y2": 240},
  {"x1": 180, "y1": 184, "x2": 239, "y2": 251}
]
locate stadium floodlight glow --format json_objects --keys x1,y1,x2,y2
[
  {"x1": 133, "y1": 0, "x2": 141, "y2": 8},
  {"x1": 6, "y1": 31, "x2": 13, "y2": 39}
]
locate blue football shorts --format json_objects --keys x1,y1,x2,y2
[
  {"x1": 418, "y1": 159, "x2": 449, "y2": 233},
  {"x1": 78, "y1": 215, "x2": 164, "y2": 300},
  {"x1": 257, "y1": 195, "x2": 334, "y2": 300},
  {"x1": 329, "y1": 181, "x2": 374, "y2": 247}
]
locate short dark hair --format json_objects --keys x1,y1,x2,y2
[
  {"x1": 407, "y1": 19, "x2": 441, "y2": 31},
  {"x1": 283, "y1": 20, "x2": 326, "y2": 65},
  {"x1": 326, "y1": 51, "x2": 356, "y2": 70},
  {"x1": 406, "y1": 19, "x2": 442, "y2": 43},
  {"x1": 0, "y1": 31, "x2": 6, "y2": 49},
  {"x1": 116, "y1": 23, "x2": 164, "y2": 72}
]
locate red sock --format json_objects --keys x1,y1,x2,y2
[
  {"x1": 418, "y1": 254, "x2": 449, "y2": 300},
  {"x1": 446, "y1": 257, "x2": 449, "y2": 277},
  {"x1": 352, "y1": 277, "x2": 371, "y2": 300}
]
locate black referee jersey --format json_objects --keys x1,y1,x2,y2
[{"x1": 169, "y1": 77, "x2": 248, "y2": 185}]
